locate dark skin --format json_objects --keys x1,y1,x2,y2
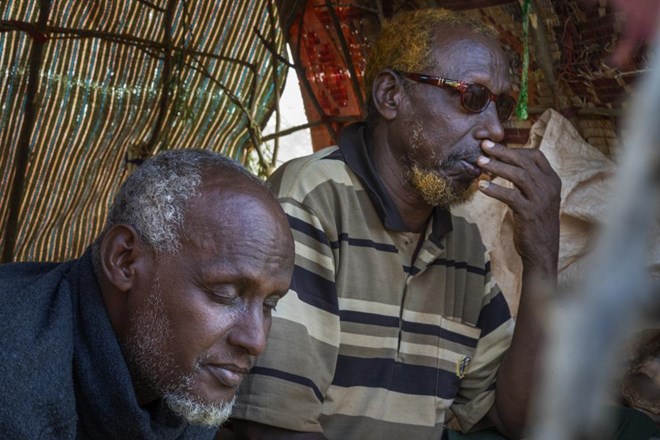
[
  {"x1": 229, "y1": 26, "x2": 560, "y2": 440},
  {"x1": 374, "y1": 28, "x2": 560, "y2": 439},
  {"x1": 370, "y1": 28, "x2": 560, "y2": 439},
  {"x1": 371, "y1": 33, "x2": 510, "y2": 232},
  {"x1": 98, "y1": 172, "x2": 295, "y2": 410}
]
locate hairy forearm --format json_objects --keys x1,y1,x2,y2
[
  {"x1": 475, "y1": 132, "x2": 561, "y2": 438},
  {"x1": 492, "y1": 264, "x2": 557, "y2": 439}
]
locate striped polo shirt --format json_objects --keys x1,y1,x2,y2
[{"x1": 232, "y1": 123, "x2": 514, "y2": 439}]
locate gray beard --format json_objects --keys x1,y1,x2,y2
[
  {"x1": 122, "y1": 279, "x2": 236, "y2": 427},
  {"x1": 165, "y1": 393, "x2": 236, "y2": 427}
]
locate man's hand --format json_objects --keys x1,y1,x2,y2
[
  {"x1": 474, "y1": 139, "x2": 561, "y2": 438},
  {"x1": 476, "y1": 139, "x2": 561, "y2": 274}
]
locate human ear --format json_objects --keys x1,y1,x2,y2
[
  {"x1": 372, "y1": 69, "x2": 404, "y2": 121},
  {"x1": 99, "y1": 224, "x2": 149, "y2": 292}
]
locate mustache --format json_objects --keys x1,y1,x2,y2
[{"x1": 441, "y1": 148, "x2": 481, "y2": 168}]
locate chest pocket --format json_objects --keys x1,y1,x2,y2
[{"x1": 433, "y1": 317, "x2": 481, "y2": 412}]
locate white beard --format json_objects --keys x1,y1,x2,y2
[
  {"x1": 123, "y1": 278, "x2": 236, "y2": 427},
  {"x1": 165, "y1": 392, "x2": 236, "y2": 427}
]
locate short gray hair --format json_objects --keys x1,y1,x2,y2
[{"x1": 100, "y1": 149, "x2": 265, "y2": 254}]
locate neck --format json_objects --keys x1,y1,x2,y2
[{"x1": 370, "y1": 125, "x2": 433, "y2": 232}]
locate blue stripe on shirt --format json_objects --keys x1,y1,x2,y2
[
  {"x1": 330, "y1": 233, "x2": 399, "y2": 253},
  {"x1": 402, "y1": 321, "x2": 479, "y2": 347},
  {"x1": 338, "y1": 312, "x2": 479, "y2": 348},
  {"x1": 339, "y1": 310, "x2": 400, "y2": 328},
  {"x1": 476, "y1": 291, "x2": 511, "y2": 337},
  {"x1": 290, "y1": 266, "x2": 339, "y2": 314},
  {"x1": 332, "y1": 355, "x2": 461, "y2": 399},
  {"x1": 250, "y1": 366, "x2": 325, "y2": 402},
  {"x1": 287, "y1": 215, "x2": 331, "y2": 247},
  {"x1": 430, "y1": 258, "x2": 487, "y2": 276}
]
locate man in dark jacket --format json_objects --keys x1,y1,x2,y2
[{"x1": 0, "y1": 149, "x2": 295, "y2": 439}]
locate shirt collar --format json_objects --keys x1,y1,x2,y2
[{"x1": 338, "y1": 122, "x2": 453, "y2": 243}]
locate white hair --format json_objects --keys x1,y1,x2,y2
[{"x1": 102, "y1": 149, "x2": 264, "y2": 253}]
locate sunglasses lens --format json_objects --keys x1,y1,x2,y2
[
  {"x1": 496, "y1": 94, "x2": 516, "y2": 121},
  {"x1": 462, "y1": 84, "x2": 491, "y2": 113},
  {"x1": 405, "y1": 72, "x2": 517, "y2": 121}
]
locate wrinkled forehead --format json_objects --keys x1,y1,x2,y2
[
  {"x1": 427, "y1": 27, "x2": 511, "y2": 86},
  {"x1": 183, "y1": 176, "x2": 290, "y2": 250},
  {"x1": 193, "y1": 176, "x2": 279, "y2": 224},
  {"x1": 170, "y1": 182, "x2": 294, "y2": 292}
]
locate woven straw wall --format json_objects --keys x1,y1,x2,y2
[
  {"x1": 0, "y1": 0, "x2": 644, "y2": 262},
  {"x1": 0, "y1": 0, "x2": 288, "y2": 262}
]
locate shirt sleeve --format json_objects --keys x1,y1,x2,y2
[{"x1": 231, "y1": 157, "x2": 342, "y2": 433}]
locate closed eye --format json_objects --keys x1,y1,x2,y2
[
  {"x1": 206, "y1": 284, "x2": 240, "y2": 305},
  {"x1": 263, "y1": 296, "x2": 281, "y2": 314}
]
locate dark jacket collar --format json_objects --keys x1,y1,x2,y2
[
  {"x1": 338, "y1": 122, "x2": 453, "y2": 243},
  {"x1": 70, "y1": 249, "x2": 215, "y2": 439}
]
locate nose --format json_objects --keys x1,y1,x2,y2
[
  {"x1": 476, "y1": 103, "x2": 505, "y2": 143},
  {"x1": 227, "y1": 304, "x2": 269, "y2": 356}
]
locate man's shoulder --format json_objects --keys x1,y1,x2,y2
[
  {"x1": 274, "y1": 146, "x2": 346, "y2": 176},
  {"x1": 0, "y1": 260, "x2": 74, "y2": 306},
  {"x1": 269, "y1": 146, "x2": 357, "y2": 197},
  {"x1": 0, "y1": 261, "x2": 79, "y2": 439},
  {"x1": 0, "y1": 261, "x2": 63, "y2": 285},
  {"x1": 0, "y1": 259, "x2": 76, "y2": 353}
]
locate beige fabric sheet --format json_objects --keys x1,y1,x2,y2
[
  {"x1": 453, "y1": 108, "x2": 660, "y2": 316},
  {"x1": 454, "y1": 108, "x2": 660, "y2": 421}
]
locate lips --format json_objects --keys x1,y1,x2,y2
[
  {"x1": 205, "y1": 364, "x2": 249, "y2": 388},
  {"x1": 458, "y1": 158, "x2": 482, "y2": 179}
]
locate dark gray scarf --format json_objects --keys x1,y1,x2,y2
[
  {"x1": 0, "y1": 249, "x2": 215, "y2": 439},
  {"x1": 69, "y1": 249, "x2": 216, "y2": 439}
]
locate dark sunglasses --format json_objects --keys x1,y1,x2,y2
[{"x1": 397, "y1": 71, "x2": 516, "y2": 122}]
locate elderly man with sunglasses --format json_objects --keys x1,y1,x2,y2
[{"x1": 226, "y1": 8, "x2": 560, "y2": 440}]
